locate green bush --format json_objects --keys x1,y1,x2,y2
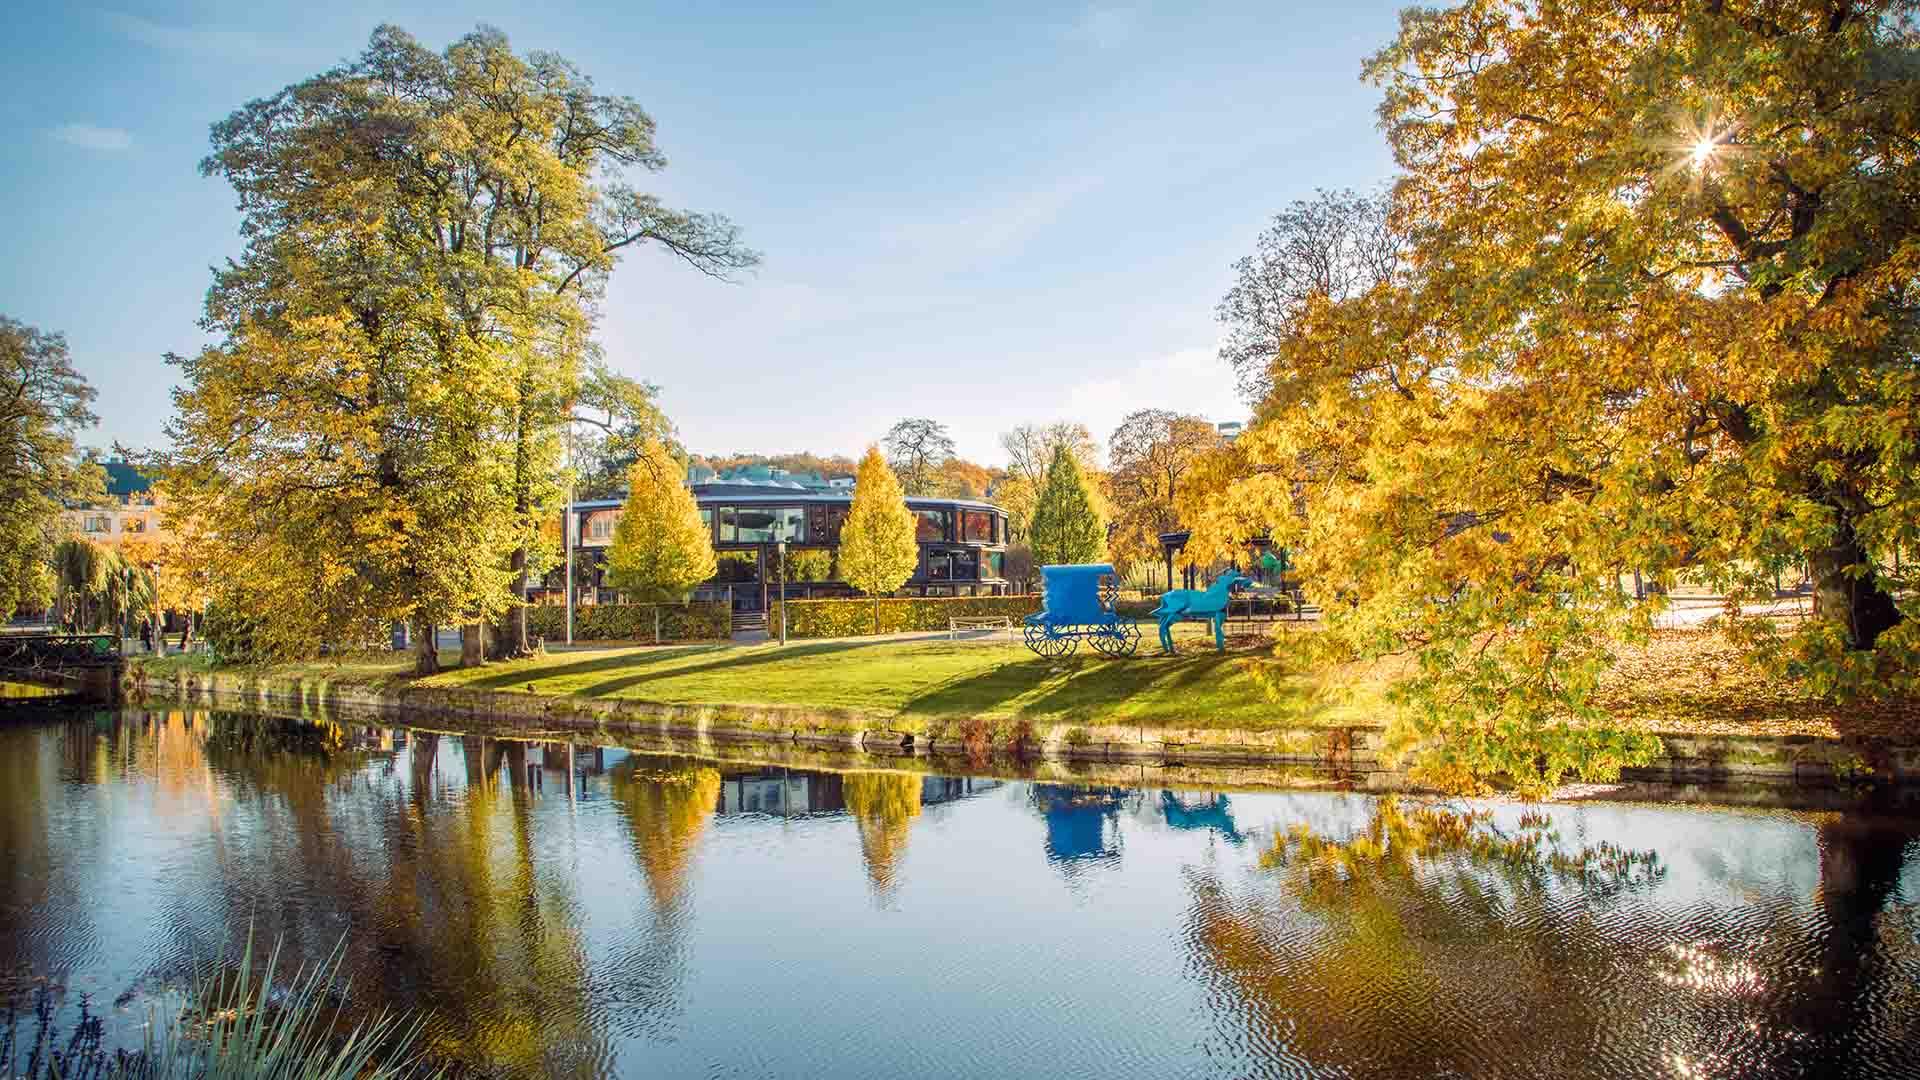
[
  {"x1": 774, "y1": 594, "x2": 1040, "y2": 638},
  {"x1": 523, "y1": 601, "x2": 731, "y2": 642}
]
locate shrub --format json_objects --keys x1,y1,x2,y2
[
  {"x1": 773, "y1": 594, "x2": 1041, "y2": 638},
  {"x1": 524, "y1": 601, "x2": 731, "y2": 642}
]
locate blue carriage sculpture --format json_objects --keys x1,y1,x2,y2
[{"x1": 1023, "y1": 564, "x2": 1142, "y2": 658}]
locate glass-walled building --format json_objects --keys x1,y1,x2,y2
[{"x1": 536, "y1": 481, "x2": 1012, "y2": 611}]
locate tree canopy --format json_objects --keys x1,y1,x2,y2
[
  {"x1": 1217, "y1": 0, "x2": 1920, "y2": 793},
  {"x1": 1107, "y1": 409, "x2": 1221, "y2": 571},
  {"x1": 882, "y1": 418, "x2": 955, "y2": 497},
  {"x1": 605, "y1": 440, "x2": 717, "y2": 602},
  {"x1": 1030, "y1": 444, "x2": 1108, "y2": 568},
  {"x1": 0, "y1": 317, "x2": 99, "y2": 617},
  {"x1": 156, "y1": 25, "x2": 754, "y2": 671},
  {"x1": 837, "y1": 447, "x2": 919, "y2": 618}
]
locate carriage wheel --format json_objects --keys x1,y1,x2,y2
[
  {"x1": 1090, "y1": 620, "x2": 1141, "y2": 658},
  {"x1": 1024, "y1": 622, "x2": 1078, "y2": 658}
]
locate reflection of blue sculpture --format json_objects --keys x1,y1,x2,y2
[
  {"x1": 1031, "y1": 784, "x2": 1130, "y2": 863},
  {"x1": 1160, "y1": 791, "x2": 1245, "y2": 845},
  {"x1": 1023, "y1": 564, "x2": 1141, "y2": 658},
  {"x1": 1152, "y1": 571, "x2": 1247, "y2": 653}
]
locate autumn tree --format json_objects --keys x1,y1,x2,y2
[
  {"x1": 0, "y1": 318, "x2": 99, "y2": 617},
  {"x1": 998, "y1": 422, "x2": 1102, "y2": 590},
  {"x1": 1000, "y1": 421, "x2": 1099, "y2": 490},
  {"x1": 604, "y1": 440, "x2": 717, "y2": 602},
  {"x1": 935, "y1": 457, "x2": 995, "y2": 499},
  {"x1": 569, "y1": 366, "x2": 676, "y2": 500},
  {"x1": 1029, "y1": 445, "x2": 1107, "y2": 567},
  {"x1": 1107, "y1": 409, "x2": 1221, "y2": 571},
  {"x1": 158, "y1": 25, "x2": 754, "y2": 673},
  {"x1": 882, "y1": 418, "x2": 955, "y2": 496},
  {"x1": 1217, "y1": 0, "x2": 1920, "y2": 793},
  {"x1": 1215, "y1": 188, "x2": 1403, "y2": 405},
  {"x1": 837, "y1": 447, "x2": 918, "y2": 631}
]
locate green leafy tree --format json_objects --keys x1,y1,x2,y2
[
  {"x1": 159, "y1": 25, "x2": 754, "y2": 673},
  {"x1": 605, "y1": 440, "x2": 718, "y2": 602},
  {"x1": 837, "y1": 447, "x2": 919, "y2": 631},
  {"x1": 0, "y1": 317, "x2": 99, "y2": 617},
  {"x1": 1029, "y1": 444, "x2": 1107, "y2": 567}
]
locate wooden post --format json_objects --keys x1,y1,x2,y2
[{"x1": 654, "y1": 606, "x2": 661, "y2": 645}]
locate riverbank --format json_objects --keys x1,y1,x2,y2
[{"x1": 124, "y1": 627, "x2": 1920, "y2": 787}]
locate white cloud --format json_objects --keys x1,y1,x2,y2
[
  {"x1": 51, "y1": 123, "x2": 132, "y2": 151},
  {"x1": 103, "y1": 11, "x2": 307, "y2": 62},
  {"x1": 1065, "y1": 346, "x2": 1245, "y2": 452}
]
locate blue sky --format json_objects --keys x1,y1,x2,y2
[{"x1": 3, "y1": 2, "x2": 1403, "y2": 466}]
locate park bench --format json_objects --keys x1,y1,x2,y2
[{"x1": 950, "y1": 615, "x2": 1015, "y2": 642}]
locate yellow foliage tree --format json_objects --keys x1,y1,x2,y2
[
  {"x1": 836, "y1": 446, "x2": 919, "y2": 632},
  {"x1": 605, "y1": 441, "x2": 718, "y2": 602},
  {"x1": 1212, "y1": 0, "x2": 1920, "y2": 793}
]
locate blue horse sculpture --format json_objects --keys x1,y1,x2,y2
[{"x1": 1153, "y1": 572, "x2": 1247, "y2": 654}]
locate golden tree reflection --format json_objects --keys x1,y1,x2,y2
[
  {"x1": 844, "y1": 772, "x2": 922, "y2": 901},
  {"x1": 1190, "y1": 797, "x2": 1668, "y2": 1076},
  {"x1": 609, "y1": 760, "x2": 722, "y2": 911}
]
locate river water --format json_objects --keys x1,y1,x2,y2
[{"x1": 1, "y1": 706, "x2": 1916, "y2": 1078}]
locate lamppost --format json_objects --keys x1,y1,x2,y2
[{"x1": 777, "y1": 533, "x2": 788, "y2": 646}]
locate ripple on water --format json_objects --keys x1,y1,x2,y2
[{"x1": 2, "y1": 713, "x2": 1918, "y2": 1079}]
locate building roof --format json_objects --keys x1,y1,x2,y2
[
  {"x1": 104, "y1": 458, "x2": 152, "y2": 499},
  {"x1": 567, "y1": 489, "x2": 1004, "y2": 513}
]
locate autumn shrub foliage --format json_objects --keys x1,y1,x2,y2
[
  {"x1": 524, "y1": 601, "x2": 731, "y2": 642},
  {"x1": 1201, "y1": 0, "x2": 1920, "y2": 795},
  {"x1": 775, "y1": 595, "x2": 1040, "y2": 639}
]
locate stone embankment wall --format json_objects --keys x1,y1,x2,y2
[{"x1": 128, "y1": 666, "x2": 1920, "y2": 790}]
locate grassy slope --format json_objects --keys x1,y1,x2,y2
[
  {"x1": 136, "y1": 626, "x2": 1913, "y2": 740},
  {"x1": 140, "y1": 624, "x2": 1382, "y2": 730}
]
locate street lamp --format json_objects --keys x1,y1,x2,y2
[{"x1": 777, "y1": 534, "x2": 788, "y2": 646}]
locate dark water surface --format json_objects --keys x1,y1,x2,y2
[{"x1": 2, "y1": 707, "x2": 1917, "y2": 1078}]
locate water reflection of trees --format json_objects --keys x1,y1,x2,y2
[
  {"x1": 1190, "y1": 796, "x2": 1920, "y2": 1077},
  {"x1": 99, "y1": 718, "x2": 614, "y2": 1078},
  {"x1": 844, "y1": 772, "x2": 922, "y2": 902},
  {"x1": 603, "y1": 757, "x2": 720, "y2": 1043},
  {"x1": 1187, "y1": 797, "x2": 1671, "y2": 1077}
]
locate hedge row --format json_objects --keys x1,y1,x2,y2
[
  {"x1": 772, "y1": 594, "x2": 1041, "y2": 639},
  {"x1": 524, "y1": 601, "x2": 732, "y2": 643}
]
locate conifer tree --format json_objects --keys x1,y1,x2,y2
[
  {"x1": 605, "y1": 441, "x2": 717, "y2": 602},
  {"x1": 1029, "y1": 445, "x2": 1107, "y2": 567},
  {"x1": 837, "y1": 447, "x2": 919, "y2": 632}
]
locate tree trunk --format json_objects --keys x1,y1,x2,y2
[
  {"x1": 461, "y1": 623, "x2": 488, "y2": 667},
  {"x1": 413, "y1": 617, "x2": 440, "y2": 675},
  {"x1": 1809, "y1": 519, "x2": 1902, "y2": 650},
  {"x1": 492, "y1": 544, "x2": 532, "y2": 660}
]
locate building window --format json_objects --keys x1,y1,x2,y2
[
  {"x1": 699, "y1": 507, "x2": 714, "y2": 537},
  {"x1": 83, "y1": 515, "x2": 110, "y2": 533},
  {"x1": 926, "y1": 552, "x2": 951, "y2": 581},
  {"x1": 960, "y1": 510, "x2": 993, "y2": 543},
  {"x1": 587, "y1": 513, "x2": 617, "y2": 542},
  {"x1": 984, "y1": 551, "x2": 1006, "y2": 579},
  {"x1": 950, "y1": 549, "x2": 979, "y2": 580},
  {"x1": 721, "y1": 506, "x2": 803, "y2": 544},
  {"x1": 915, "y1": 508, "x2": 949, "y2": 542},
  {"x1": 123, "y1": 517, "x2": 147, "y2": 534},
  {"x1": 807, "y1": 504, "x2": 847, "y2": 544}
]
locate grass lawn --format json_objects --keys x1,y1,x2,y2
[
  {"x1": 136, "y1": 624, "x2": 1913, "y2": 740},
  {"x1": 141, "y1": 623, "x2": 1381, "y2": 731},
  {"x1": 426, "y1": 628, "x2": 1379, "y2": 730}
]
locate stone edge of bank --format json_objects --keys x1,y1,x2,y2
[{"x1": 121, "y1": 664, "x2": 1920, "y2": 789}]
